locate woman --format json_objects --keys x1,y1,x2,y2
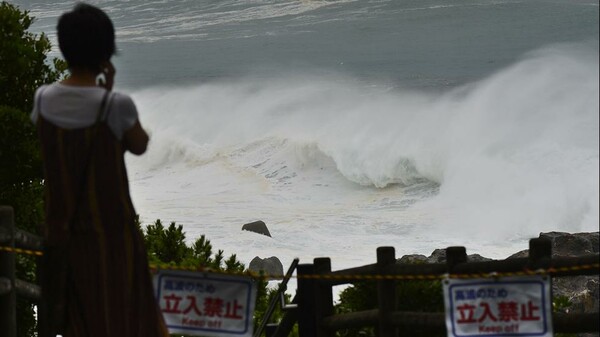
[{"x1": 31, "y1": 4, "x2": 168, "y2": 336}]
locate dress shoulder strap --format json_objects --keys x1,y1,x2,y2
[{"x1": 95, "y1": 91, "x2": 111, "y2": 124}]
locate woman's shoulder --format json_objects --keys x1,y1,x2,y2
[
  {"x1": 34, "y1": 84, "x2": 50, "y2": 96},
  {"x1": 109, "y1": 91, "x2": 136, "y2": 109},
  {"x1": 47, "y1": 82, "x2": 104, "y2": 92},
  {"x1": 107, "y1": 91, "x2": 138, "y2": 120},
  {"x1": 106, "y1": 91, "x2": 139, "y2": 140},
  {"x1": 38, "y1": 83, "x2": 107, "y2": 105}
]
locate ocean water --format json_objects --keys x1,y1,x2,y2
[{"x1": 15, "y1": 0, "x2": 599, "y2": 274}]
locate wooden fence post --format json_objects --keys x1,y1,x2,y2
[
  {"x1": 0, "y1": 206, "x2": 17, "y2": 337},
  {"x1": 528, "y1": 237, "x2": 552, "y2": 269},
  {"x1": 38, "y1": 249, "x2": 48, "y2": 337},
  {"x1": 297, "y1": 263, "x2": 316, "y2": 337},
  {"x1": 528, "y1": 237, "x2": 553, "y2": 309},
  {"x1": 377, "y1": 246, "x2": 396, "y2": 337},
  {"x1": 314, "y1": 257, "x2": 333, "y2": 337},
  {"x1": 446, "y1": 246, "x2": 467, "y2": 272}
]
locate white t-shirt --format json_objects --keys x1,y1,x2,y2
[{"x1": 30, "y1": 83, "x2": 138, "y2": 140}]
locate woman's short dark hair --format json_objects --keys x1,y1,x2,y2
[{"x1": 57, "y1": 3, "x2": 115, "y2": 73}]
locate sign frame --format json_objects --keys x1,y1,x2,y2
[
  {"x1": 154, "y1": 269, "x2": 257, "y2": 337},
  {"x1": 443, "y1": 275, "x2": 553, "y2": 337}
]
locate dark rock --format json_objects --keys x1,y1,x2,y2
[
  {"x1": 504, "y1": 231, "x2": 599, "y2": 334},
  {"x1": 507, "y1": 249, "x2": 528, "y2": 259},
  {"x1": 547, "y1": 232, "x2": 600, "y2": 330},
  {"x1": 397, "y1": 254, "x2": 427, "y2": 264},
  {"x1": 249, "y1": 256, "x2": 283, "y2": 276},
  {"x1": 539, "y1": 231, "x2": 598, "y2": 256},
  {"x1": 427, "y1": 249, "x2": 446, "y2": 263},
  {"x1": 466, "y1": 254, "x2": 493, "y2": 262},
  {"x1": 395, "y1": 231, "x2": 599, "y2": 335},
  {"x1": 506, "y1": 232, "x2": 599, "y2": 259},
  {"x1": 422, "y1": 249, "x2": 492, "y2": 264},
  {"x1": 242, "y1": 220, "x2": 271, "y2": 237}
]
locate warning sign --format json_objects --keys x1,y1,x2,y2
[
  {"x1": 154, "y1": 269, "x2": 257, "y2": 337},
  {"x1": 443, "y1": 276, "x2": 552, "y2": 337}
]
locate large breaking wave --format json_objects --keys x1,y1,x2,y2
[{"x1": 127, "y1": 42, "x2": 598, "y2": 245}]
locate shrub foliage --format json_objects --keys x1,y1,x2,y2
[
  {"x1": 1, "y1": 2, "x2": 66, "y2": 336},
  {"x1": 137, "y1": 218, "x2": 292, "y2": 337}
]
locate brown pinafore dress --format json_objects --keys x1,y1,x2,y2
[{"x1": 37, "y1": 90, "x2": 168, "y2": 337}]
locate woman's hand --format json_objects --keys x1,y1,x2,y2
[{"x1": 98, "y1": 61, "x2": 116, "y2": 91}]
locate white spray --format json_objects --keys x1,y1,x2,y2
[{"x1": 127, "y1": 42, "x2": 598, "y2": 263}]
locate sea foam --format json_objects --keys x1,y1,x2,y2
[{"x1": 127, "y1": 42, "x2": 598, "y2": 265}]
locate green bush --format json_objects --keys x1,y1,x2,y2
[
  {"x1": 1, "y1": 2, "x2": 66, "y2": 336},
  {"x1": 137, "y1": 218, "x2": 293, "y2": 337},
  {"x1": 553, "y1": 295, "x2": 576, "y2": 337},
  {"x1": 0, "y1": 3, "x2": 295, "y2": 336},
  {"x1": 336, "y1": 276, "x2": 444, "y2": 337},
  {"x1": 0, "y1": 1, "x2": 66, "y2": 113}
]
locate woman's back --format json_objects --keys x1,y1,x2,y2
[
  {"x1": 35, "y1": 4, "x2": 167, "y2": 335},
  {"x1": 36, "y1": 87, "x2": 168, "y2": 337},
  {"x1": 35, "y1": 87, "x2": 135, "y2": 242}
]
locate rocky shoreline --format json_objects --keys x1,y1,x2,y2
[
  {"x1": 398, "y1": 231, "x2": 599, "y2": 337},
  {"x1": 247, "y1": 227, "x2": 598, "y2": 335},
  {"x1": 399, "y1": 232, "x2": 598, "y2": 311}
]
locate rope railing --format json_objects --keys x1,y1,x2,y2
[
  {"x1": 288, "y1": 243, "x2": 600, "y2": 337},
  {"x1": 1, "y1": 243, "x2": 599, "y2": 281},
  {"x1": 2, "y1": 206, "x2": 599, "y2": 337}
]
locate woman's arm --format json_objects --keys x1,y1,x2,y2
[
  {"x1": 101, "y1": 61, "x2": 148, "y2": 155},
  {"x1": 122, "y1": 120, "x2": 149, "y2": 155}
]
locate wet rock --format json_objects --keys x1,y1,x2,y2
[
  {"x1": 242, "y1": 220, "x2": 271, "y2": 237},
  {"x1": 397, "y1": 254, "x2": 428, "y2": 264},
  {"x1": 395, "y1": 231, "x2": 599, "y2": 336},
  {"x1": 507, "y1": 232, "x2": 598, "y2": 258},
  {"x1": 418, "y1": 249, "x2": 492, "y2": 264},
  {"x1": 249, "y1": 256, "x2": 283, "y2": 277},
  {"x1": 465, "y1": 253, "x2": 493, "y2": 263},
  {"x1": 506, "y1": 249, "x2": 528, "y2": 259},
  {"x1": 539, "y1": 231, "x2": 598, "y2": 256},
  {"x1": 507, "y1": 231, "x2": 599, "y2": 337},
  {"x1": 427, "y1": 249, "x2": 447, "y2": 263}
]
